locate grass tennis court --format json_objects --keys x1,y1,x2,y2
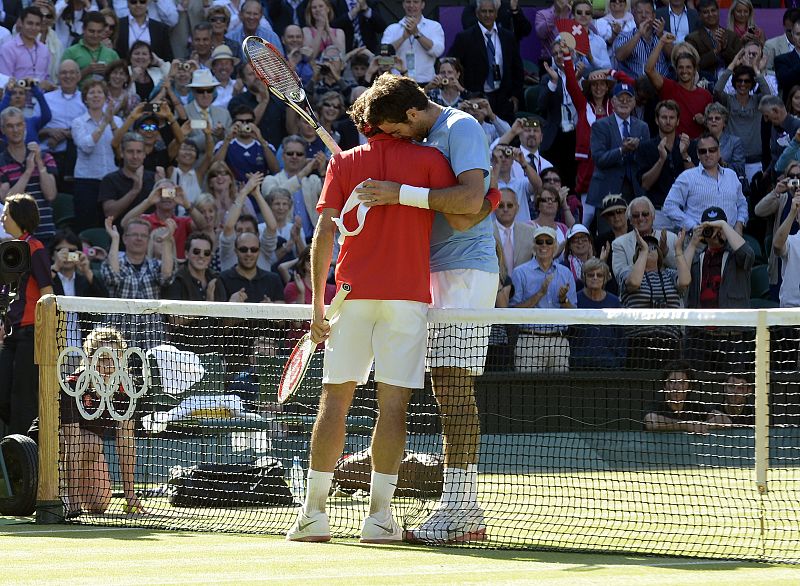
[{"x1": 2, "y1": 517, "x2": 798, "y2": 586}]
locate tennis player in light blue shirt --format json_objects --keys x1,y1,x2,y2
[{"x1": 353, "y1": 74, "x2": 499, "y2": 545}]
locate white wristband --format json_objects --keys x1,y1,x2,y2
[{"x1": 398, "y1": 184, "x2": 430, "y2": 209}]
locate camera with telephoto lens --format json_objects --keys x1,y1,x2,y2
[
  {"x1": 16, "y1": 79, "x2": 28, "y2": 88},
  {"x1": 702, "y1": 226, "x2": 715, "y2": 239},
  {"x1": 789, "y1": 178, "x2": 800, "y2": 189}
]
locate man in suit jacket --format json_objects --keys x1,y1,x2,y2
[
  {"x1": 461, "y1": 0, "x2": 532, "y2": 44},
  {"x1": 685, "y1": 0, "x2": 740, "y2": 83},
  {"x1": 267, "y1": 0, "x2": 307, "y2": 36},
  {"x1": 765, "y1": 9, "x2": 798, "y2": 73},
  {"x1": 115, "y1": 0, "x2": 173, "y2": 62},
  {"x1": 586, "y1": 83, "x2": 649, "y2": 215},
  {"x1": 612, "y1": 196, "x2": 678, "y2": 278},
  {"x1": 448, "y1": 0, "x2": 523, "y2": 123},
  {"x1": 655, "y1": 0, "x2": 699, "y2": 43},
  {"x1": 184, "y1": 70, "x2": 232, "y2": 160},
  {"x1": 775, "y1": 17, "x2": 800, "y2": 102},
  {"x1": 332, "y1": 0, "x2": 387, "y2": 54},
  {"x1": 494, "y1": 187, "x2": 535, "y2": 275},
  {"x1": 1, "y1": 0, "x2": 21, "y2": 32}
]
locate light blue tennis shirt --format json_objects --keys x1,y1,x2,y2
[{"x1": 424, "y1": 108, "x2": 498, "y2": 274}]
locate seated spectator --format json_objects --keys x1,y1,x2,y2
[
  {"x1": 694, "y1": 102, "x2": 746, "y2": 181},
  {"x1": 261, "y1": 135, "x2": 325, "y2": 240},
  {"x1": 569, "y1": 257, "x2": 625, "y2": 369},
  {"x1": 509, "y1": 225, "x2": 576, "y2": 373},
  {"x1": 594, "y1": 194, "x2": 629, "y2": 294},
  {"x1": 121, "y1": 179, "x2": 208, "y2": 260},
  {"x1": 562, "y1": 224, "x2": 594, "y2": 287},
  {"x1": 284, "y1": 24, "x2": 315, "y2": 86},
  {"x1": 597, "y1": 0, "x2": 635, "y2": 49},
  {"x1": 493, "y1": 186, "x2": 535, "y2": 276},
  {"x1": 424, "y1": 56, "x2": 467, "y2": 109},
  {"x1": 71, "y1": 80, "x2": 123, "y2": 234},
  {"x1": 612, "y1": 196, "x2": 678, "y2": 278},
  {"x1": 646, "y1": 35, "x2": 712, "y2": 139},
  {"x1": 727, "y1": 0, "x2": 763, "y2": 45},
  {"x1": 708, "y1": 373, "x2": 755, "y2": 427},
  {"x1": 531, "y1": 185, "x2": 575, "y2": 256},
  {"x1": 644, "y1": 361, "x2": 712, "y2": 433},
  {"x1": 60, "y1": 326, "x2": 143, "y2": 518},
  {"x1": 210, "y1": 45, "x2": 239, "y2": 109},
  {"x1": 104, "y1": 60, "x2": 141, "y2": 120},
  {"x1": 683, "y1": 206, "x2": 754, "y2": 373},
  {"x1": 664, "y1": 133, "x2": 748, "y2": 234},
  {"x1": 760, "y1": 94, "x2": 800, "y2": 176},
  {"x1": 220, "y1": 231, "x2": 285, "y2": 303},
  {"x1": 0, "y1": 7, "x2": 51, "y2": 85},
  {"x1": 128, "y1": 40, "x2": 171, "y2": 103},
  {"x1": 764, "y1": 8, "x2": 797, "y2": 73},
  {"x1": 0, "y1": 193, "x2": 53, "y2": 435},
  {"x1": 380, "y1": 0, "x2": 444, "y2": 85},
  {"x1": 101, "y1": 216, "x2": 175, "y2": 349},
  {"x1": 686, "y1": 0, "x2": 741, "y2": 84},
  {"x1": 754, "y1": 161, "x2": 800, "y2": 295},
  {"x1": 303, "y1": 0, "x2": 345, "y2": 61},
  {"x1": 170, "y1": 137, "x2": 214, "y2": 208},
  {"x1": 219, "y1": 173, "x2": 278, "y2": 271},
  {"x1": 185, "y1": 69, "x2": 232, "y2": 159},
  {"x1": 99, "y1": 132, "x2": 158, "y2": 231},
  {"x1": 333, "y1": 0, "x2": 387, "y2": 54},
  {"x1": 714, "y1": 61, "x2": 770, "y2": 183},
  {"x1": 61, "y1": 11, "x2": 120, "y2": 85},
  {"x1": 115, "y1": 0, "x2": 173, "y2": 62},
  {"x1": 655, "y1": 0, "x2": 699, "y2": 44},
  {"x1": 613, "y1": 0, "x2": 669, "y2": 80},
  {"x1": 269, "y1": 187, "x2": 308, "y2": 267},
  {"x1": 492, "y1": 143, "x2": 536, "y2": 223},
  {"x1": 319, "y1": 90, "x2": 359, "y2": 150},
  {"x1": 619, "y1": 230, "x2": 690, "y2": 369},
  {"x1": 214, "y1": 105, "x2": 280, "y2": 181},
  {"x1": 0, "y1": 78, "x2": 51, "y2": 148},
  {"x1": 229, "y1": 62, "x2": 288, "y2": 152},
  {"x1": 0, "y1": 107, "x2": 58, "y2": 245}
]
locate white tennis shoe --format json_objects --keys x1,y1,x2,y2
[
  {"x1": 360, "y1": 511, "x2": 403, "y2": 544},
  {"x1": 286, "y1": 510, "x2": 331, "y2": 542},
  {"x1": 404, "y1": 504, "x2": 487, "y2": 544}
]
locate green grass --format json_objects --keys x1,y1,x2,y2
[
  {"x1": 45, "y1": 468, "x2": 800, "y2": 564},
  {"x1": 1, "y1": 518, "x2": 799, "y2": 585}
]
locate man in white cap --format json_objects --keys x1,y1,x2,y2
[
  {"x1": 509, "y1": 224, "x2": 576, "y2": 372},
  {"x1": 185, "y1": 69, "x2": 232, "y2": 159},
  {"x1": 210, "y1": 45, "x2": 240, "y2": 109}
]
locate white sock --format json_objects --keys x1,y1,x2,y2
[
  {"x1": 369, "y1": 471, "x2": 398, "y2": 515},
  {"x1": 303, "y1": 469, "x2": 333, "y2": 514},
  {"x1": 441, "y1": 466, "x2": 479, "y2": 509}
]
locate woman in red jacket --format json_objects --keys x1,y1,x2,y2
[{"x1": 563, "y1": 51, "x2": 634, "y2": 230}]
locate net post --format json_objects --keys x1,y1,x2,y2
[
  {"x1": 34, "y1": 294, "x2": 61, "y2": 523},
  {"x1": 754, "y1": 310, "x2": 769, "y2": 496}
]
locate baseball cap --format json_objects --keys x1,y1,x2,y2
[
  {"x1": 612, "y1": 82, "x2": 635, "y2": 98},
  {"x1": 600, "y1": 194, "x2": 627, "y2": 216},
  {"x1": 533, "y1": 226, "x2": 557, "y2": 240},
  {"x1": 701, "y1": 206, "x2": 727, "y2": 223},
  {"x1": 566, "y1": 224, "x2": 590, "y2": 239}
]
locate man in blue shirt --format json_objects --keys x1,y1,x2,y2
[{"x1": 354, "y1": 74, "x2": 499, "y2": 544}]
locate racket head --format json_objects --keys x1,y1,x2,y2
[{"x1": 278, "y1": 333, "x2": 317, "y2": 404}]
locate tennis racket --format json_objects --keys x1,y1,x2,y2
[
  {"x1": 277, "y1": 283, "x2": 351, "y2": 404},
  {"x1": 242, "y1": 36, "x2": 342, "y2": 156}
]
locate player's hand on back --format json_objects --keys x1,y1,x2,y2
[{"x1": 355, "y1": 179, "x2": 401, "y2": 206}]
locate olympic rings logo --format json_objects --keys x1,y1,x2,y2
[{"x1": 56, "y1": 346, "x2": 150, "y2": 422}]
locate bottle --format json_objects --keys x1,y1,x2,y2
[{"x1": 290, "y1": 456, "x2": 305, "y2": 503}]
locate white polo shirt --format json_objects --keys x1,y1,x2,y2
[{"x1": 780, "y1": 232, "x2": 800, "y2": 307}]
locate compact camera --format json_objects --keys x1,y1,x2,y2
[
  {"x1": 241, "y1": 123, "x2": 252, "y2": 133},
  {"x1": 440, "y1": 77, "x2": 449, "y2": 86},
  {"x1": 16, "y1": 79, "x2": 28, "y2": 88},
  {"x1": 67, "y1": 252, "x2": 80, "y2": 262},
  {"x1": 179, "y1": 62, "x2": 192, "y2": 71},
  {"x1": 788, "y1": 178, "x2": 800, "y2": 189},
  {"x1": 503, "y1": 146, "x2": 513, "y2": 157},
  {"x1": 162, "y1": 188, "x2": 176, "y2": 199}
]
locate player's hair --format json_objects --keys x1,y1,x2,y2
[
  {"x1": 4, "y1": 193, "x2": 40, "y2": 235},
  {"x1": 352, "y1": 74, "x2": 428, "y2": 131},
  {"x1": 654, "y1": 99, "x2": 680, "y2": 118},
  {"x1": 185, "y1": 231, "x2": 213, "y2": 254}
]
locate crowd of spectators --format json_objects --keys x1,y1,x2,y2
[{"x1": 1, "y1": 0, "x2": 798, "y2": 437}]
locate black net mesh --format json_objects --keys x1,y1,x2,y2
[{"x1": 47, "y1": 299, "x2": 800, "y2": 563}]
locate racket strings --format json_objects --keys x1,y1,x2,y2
[{"x1": 244, "y1": 39, "x2": 300, "y2": 96}]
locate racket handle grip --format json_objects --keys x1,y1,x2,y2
[{"x1": 325, "y1": 283, "x2": 351, "y2": 319}]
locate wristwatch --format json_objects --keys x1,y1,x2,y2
[{"x1": 414, "y1": 34, "x2": 421, "y2": 39}]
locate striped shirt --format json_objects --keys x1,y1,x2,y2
[
  {"x1": 0, "y1": 149, "x2": 58, "y2": 241},
  {"x1": 662, "y1": 165, "x2": 748, "y2": 231},
  {"x1": 612, "y1": 30, "x2": 670, "y2": 79}
]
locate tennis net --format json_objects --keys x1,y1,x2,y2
[{"x1": 32, "y1": 295, "x2": 800, "y2": 563}]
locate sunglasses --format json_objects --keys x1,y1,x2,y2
[
  {"x1": 322, "y1": 102, "x2": 341, "y2": 108},
  {"x1": 284, "y1": 151, "x2": 305, "y2": 156},
  {"x1": 209, "y1": 16, "x2": 228, "y2": 23},
  {"x1": 788, "y1": 173, "x2": 800, "y2": 179},
  {"x1": 139, "y1": 123, "x2": 158, "y2": 132},
  {"x1": 191, "y1": 248, "x2": 212, "y2": 257},
  {"x1": 734, "y1": 78, "x2": 753, "y2": 85},
  {"x1": 237, "y1": 246, "x2": 259, "y2": 253},
  {"x1": 605, "y1": 208, "x2": 626, "y2": 216},
  {"x1": 129, "y1": 0, "x2": 147, "y2": 4},
  {"x1": 697, "y1": 146, "x2": 719, "y2": 155},
  {"x1": 584, "y1": 272, "x2": 604, "y2": 279},
  {"x1": 535, "y1": 238, "x2": 554, "y2": 245},
  {"x1": 538, "y1": 198, "x2": 557, "y2": 204},
  {"x1": 497, "y1": 202, "x2": 516, "y2": 209},
  {"x1": 194, "y1": 87, "x2": 215, "y2": 94},
  {"x1": 631, "y1": 211, "x2": 650, "y2": 218},
  {"x1": 575, "y1": 10, "x2": 592, "y2": 15}
]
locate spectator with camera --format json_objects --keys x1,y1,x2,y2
[
  {"x1": 228, "y1": 62, "x2": 288, "y2": 152},
  {"x1": 424, "y1": 56, "x2": 467, "y2": 108},
  {"x1": 491, "y1": 142, "x2": 537, "y2": 223},
  {"x1": 307, "y1": 45, "x2": 355, "y2": 103},
  {"x1": 0, "y1": 77, "x2": 52, "y2": 149},
  {"x1": 0, "y1": 7, "x2": 51, "y2": 84},
  {"x1": 362, "y1": 43, "x2": 407, "y2": 85},
  {"x1": 460, "y1": 94, "x2": 510, "y2": 145},
  {"x1": 152, "y1": 59, "x2": 198, "y2": 122},
  {"x1": 214, "y1": 104, "x2": 280, "y2": 182},
  {"x1": 381, "y1": 0, "x2": 444, "y2": 85},
  {"x1": 185, "y1": 69, "x2": 232, "y2": 159},
  {"x1": 61, "y1": 11, "x2": 120, "y2": 85},
  {"x1": 772, "y1": 188, "x2": 800, "y2": 308},
  {"x1": 664, "y1": 133, "x2": 748, "y2": 234},
  {"x1": 494, "y1": 115, "x2": 550, "y2": 182},
  {"x1": 112, "y1": 102, "x2": 185, "y2": 172}
]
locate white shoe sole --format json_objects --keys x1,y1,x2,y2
[{"x1": 404, "y1": 526, "x2": 487, "y2": 544}]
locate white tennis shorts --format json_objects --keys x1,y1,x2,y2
[
  {"x1": 427, "y1": 268, "x2": 498, "y2": 374},
  {"x1": 322, "y1": 299, "x2": 429, "y2": 389}
]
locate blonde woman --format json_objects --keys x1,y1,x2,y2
[
  {"x1": 727, "y1": 0, "x2": 764, "y2": 44},
  {"x1": 60, "y1": 326, "x2": 144, "y2": 518},
  {"x1": 303, "y1": 0, "x2": 345, "y2": 61}
]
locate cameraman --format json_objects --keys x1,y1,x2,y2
[
  {"x1": 683, "y1": 206, "x2": 754, "y2": 373},
  {"x1": 0, "y1": 77, "x2": 51, "y2": 149}
]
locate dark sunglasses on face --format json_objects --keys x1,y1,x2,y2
[
  {"x1": 284, "y1": 151, "x2": 305, "y2": 157},
  {"x1": 497, "y1": 203, "x2": 515, "y2": 209},
  {"x1": 237, "y1": 246, "x2": 259, "y2": 253},
  {"x1": 209, "y1": 16, "x2": 227, "y2": 23},
  {"x1": 631, "y1": 211, "x2": 650, "y2": 218},
  {"x1": 129, "y1": 0, "x2": 147, "y2": 5},
  {"x1": 734, "y1": 78, "x2": 753, "y2": 85},
  {"x1": 139, "y1": 123, "x2": 158, "y2": 132},
  {"x1": 194, "y1": 87, "x2": 215, "y2": 94},
  {"x1": 697, "y1": 146, "x2": 719, "y2": 155},
  {"x1": 575, "y1": 10, "x2": 592, "y2": 15},
  {"x1": 535, "y1": 238, "x2": 554, "y2": 245},
  {"x1": 192, "y1": 248, "x2": 212, "y2": 257}
]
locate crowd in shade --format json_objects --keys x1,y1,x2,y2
[{"x1": 0, "y1": 0, "x2": 799, "y2": 437}]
